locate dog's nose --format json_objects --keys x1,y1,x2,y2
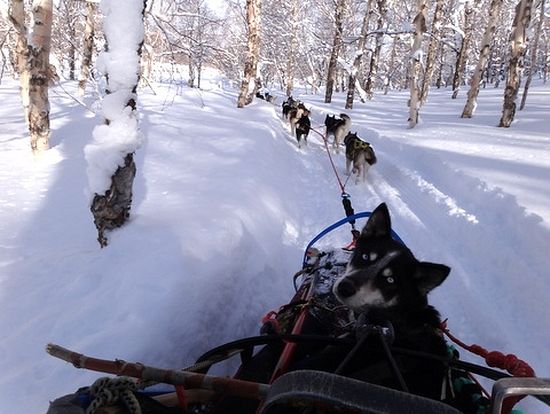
[{"x1": 335, "y1": 278, "x2": 356, "y2": 298}]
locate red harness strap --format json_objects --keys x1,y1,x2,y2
[
  {"x1": 441, "y1": 320, "x2": 536, "y2": 414},
  {"x1": 175, "y1": 384, "x2": 188, "y2": 413}
]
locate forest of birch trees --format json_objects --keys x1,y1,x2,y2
[
  {"x1": 0, "y1": 0, "x2": 548, "y2": 244},
  {"x1": 0, "y1": 0, "x2": 548, "y2": 133}
]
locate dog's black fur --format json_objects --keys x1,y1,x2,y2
[
  {"x1": 332, "y1": 203, "x2": 450, "y2": 400},
  {"x1": 221, "y1": 204, "x2": 454, "y2": 413},
  {"x1": 282, "y1": 96, "x2": 297, "y2": 119},
  {"x1": 324, "y1": 113, "x2": 351, "y2": 153},
  {"x1": 295, "y1": 109, "x2": 311, "y2": 148}
]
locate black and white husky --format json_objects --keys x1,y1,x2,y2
[
  {"x1": 344, "y1": 132, "x2": 377, "y2": 183},
  {"x1": 324, "y1": 113, "x2": 351, "y2": 153},
  {"x1": 295, "y1": 109, "x2": 311, "y2": 148},
  {"x1": 333, "y1": 203, "x2": 451, "y2": 400},
  {"x1": 288, "y1": 103, "x2": 308, "y2": 138}
]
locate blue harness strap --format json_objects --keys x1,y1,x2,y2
[{"x1": 302, "y1": 212, "x2": 405, "y2": 267}]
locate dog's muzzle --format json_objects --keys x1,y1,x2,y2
[{"x1": 333, "y1": 251, "x2": 401, "y2": 300}]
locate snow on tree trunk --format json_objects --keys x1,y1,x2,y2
[
  {"x1": 237, "y1": 0, "x2": 261, "y2": 108},
  {"x1": 461, "y1": 0, "x2": 503, "y2": 118},
  {"x1": 28, "y1": 0, "x2": 54, "y2": 153},
  {"x1": 78, "y1": 0, "x2": 96, "y2": 97},
  {"x1": 324, "y1": 0, "x2": 345, "y2": 104},
  {"x1": 86, "y1": 0, "x2": 146, "y2": 247},
  {"x1": 519, "y1": 0, "x2": 545, "y2": 110},
  {"x1": 345, "y1": 0, "x2": 372, "y2": 109},
  {"x1": 8, "y1": 0, "x2": 30, "y2": 126},
  {"x1": 364, "y1": 0, "x2": 387, "y2": 101},
  {"x1": 499, "y1": 0, "x2": 533, "y2": 128},
  {"x1": 408, "y1": 3, "x2": 427, "y2": 129},
  {"x1": 420, "y1": 0, "x2": 444, "y2": 104},
  {"x1": 451, "y1": 1, "x2": 474, "y2": 100}
]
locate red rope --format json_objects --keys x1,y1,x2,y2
[
  {"x1": 310, "y1": 127, "x2": 347, "y2": 195},
  {"x1": 441, "y1": 320, "x2": 536, "y2": 414},
  {"x1": 175, "y1": 384, "x2": 188, "y2": 413}
]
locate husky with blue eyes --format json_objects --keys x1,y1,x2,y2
[
  {"x1": 333, "y1": 203, "x2": 450, "y2": 313},
  {"x1": 333, "y1": 202, "x2": 452, "y2": 400}
]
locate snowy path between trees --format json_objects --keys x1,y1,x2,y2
[{"x1": 0, "y1": 80, "x2": 548, "y2": 413}]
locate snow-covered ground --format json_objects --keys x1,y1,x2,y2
[{"x1": 0, "y1": 76, "x2": 549, "y2": 413}]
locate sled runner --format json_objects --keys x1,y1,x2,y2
[{"x1": 46, "y1": 212, "x2": 550, "y2": 414}]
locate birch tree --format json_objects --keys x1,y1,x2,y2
[
  {"x1": 8, "y1": 0, "x2": 30, "y2": 125},
  {"x1": 451, "y1": 1, "x2": 475, "y2": 99},
  {"x1": 345, "y1": 0, "x2": 372, "y2": 109},
  {"x1": 324, "y1": 0, "x2": 345, "y2": 103},
  {"x1": 78, "y1": 0, "x2": 96, "y2": 96},
  {"x1": 420, "y1": 0, "x2": 444, "y2": 103},
  {"x1": 237, "y1": 0, "x2": 261, "y2": 108},
  {"x1": 10, "y1": 0, "x2": 55, "y2": 153},
  {"x1": 408, "y1": 2, "x2": 427, "y2": 128},
  {"x1": 364, "y1": 0, "x2": 387, "y2": 101},
  {"x1": 499, "y1": 0, "x2": 533, "y2": 127},
  {"x1": 461, "y1": 0, "x2": 503, "y2": 118},
  {"x1": 519, "y1": 0, "x2": 545, "y2": 110},
  {"x1": 87, "y1": 0, "x2": 146, "y2": 247}
]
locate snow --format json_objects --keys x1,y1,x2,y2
[
  {"x1": 0, "y1": 73, "x2": 549, "y2": 413},
  {"x1": 86, "y1": 0, "x2": 144, "y2": 196}
]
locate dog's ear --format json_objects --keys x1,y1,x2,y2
[
  {"x1": 413, "y1": 262, "x2": 450, "y2": 294},
  {"x1": 362, "y1": 203, "x2": 391, "y2": 238}
]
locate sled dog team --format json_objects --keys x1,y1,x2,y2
[{"x1": 281, "y1": 96, "x2": 377, "y2": 184}]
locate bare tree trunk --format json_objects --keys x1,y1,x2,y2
[
  {"x1": 451, "y1": 1, "x2": 474, "y2": 99},
  {"x1": 237, "y1": 0, "x2": 261, "y2": 108},
  {"x1": 345, "y1": 0, "x2": 372, "y2": 109},
  {"x1": 28, "y1": 0, "x2": 54, "y2": 153},
  {"x1": 420, "y1": 0, "x2": 444, "y2": 103},
  {"x1": 461, "y1": 0, "x2": 503, "y2": 118},
  {"x1": 285, "y1": 0, "x2": 298, "y2": 97},
  {"x1": 90, "y1": 0, "x2": 146, "y2": 247},
  {"x1": 499, "y1": 0, "x2": 533, "y2": 127},
  {"x1": 384, "y1": 35, "x2": 398, "y2": 95},
  {"x1": 408, "y1": 3, "x2": 427, "y2": 129},
  {"x1": 519, "y1": 0, "x2": 545, "y2": 110},
  {"x1": 8, "y1": 0, "x2": 31, "y2": 126},
  {"x1": 324, "y1": 0, "x2": 345, "y2": 104},
  {"x1": 364, "y1": 0, "x2": 387, "y2": 101},
  {"x1": 78, "y1": 0, "x2": 95, "y2": 96}
]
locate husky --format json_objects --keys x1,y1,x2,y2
[
  {"x1": 295, "y1": 109, "x2": 311, "y2": 148},
  {"x1": 332, "y1": 203, "x2": 451, "y2": 400},
  {"x1": 344, "y1": 132, "x2": 377, "y2": 183},
  {"x1": 324, "y1": 113, "x2": 351, "y2": 153},
  {"x1": 288, "y1": 103, "x2": 307, "y2": 138},
  {"x1": 282, "y1": 96, "x2": 297, "y2": 119}
]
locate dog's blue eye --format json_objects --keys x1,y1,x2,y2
[
  {"x1": 386, "y1": 277, "x2": 395, "y2": 284},
  {"x1": 361, "y1": 252, "x2": 378, "y2": 262}
]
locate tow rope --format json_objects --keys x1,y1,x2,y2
[
  {"x1": 441, "y1": 320, "x2": 536, "y2": 414},
  {"x1": 309, "y1": 125, "x2": 359, "y2": 248}
]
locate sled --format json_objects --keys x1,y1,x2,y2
[{"x1": 46, "y1": 212, "x2": 550, "y2": 414}]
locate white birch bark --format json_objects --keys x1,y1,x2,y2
[
  {"x1": 420, "y1": 0, "x2": 444, "y2": 104},
  {"x1": 519, "y1": 0, "x2": 545, "y2": 110},
  {"x1": 345, "y1": 0, "x2": 372, "y2": 109},
  {"x1": 28, "y1": 0, "x2": 53, "y2": 153},
  {"x1": 499, "y1": 0, "x2": 533, "y2": 127},
  {"x1": 461, "y1": 0, "x2": 503, "y2": 118},
  {"x1": 324, "y1": 0, "x2": 345, "y2": 104},
  {"x1": 237, "y1": 0, "x2": 261, "y2": 108},
  {"x1": 8, "y1": 0, "x2": 30, "y2": 126},
  {"x1": 408, "y1": 3, "x2": 427, "y2": 129},
  {"x1": 78, "y1": 0, "x2": 96, "y2": 97}
]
